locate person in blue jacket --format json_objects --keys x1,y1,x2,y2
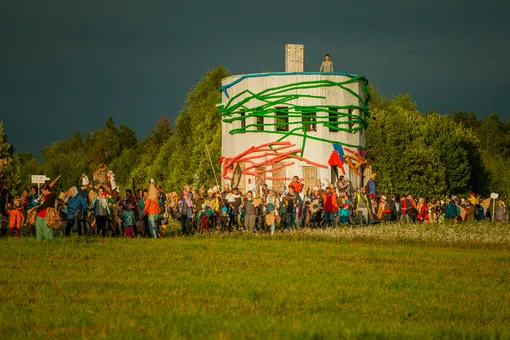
[
  {"x1": 65, "y1": 186, "x2": 87, "y2": 236},
  {"x1": 26, "y1": 186, "x2": 40, "y2": 210},
  {"x1": 367, "y1": 173, "x2": 377, "y2": 199}
]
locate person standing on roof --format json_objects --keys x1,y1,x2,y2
[{"x1": 320, "y1": 54, "x2": 334, "y2": 72}]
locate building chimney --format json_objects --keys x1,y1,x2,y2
[{"x1": 285, "y1": 44, "x2": 304, "y2": 72}]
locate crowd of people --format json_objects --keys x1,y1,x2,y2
[{"x1": 0, "y1": 173, "x2": 508, "y2": 240}]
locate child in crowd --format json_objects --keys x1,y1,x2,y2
[
  {"x1": 197, "y1": 204, "x2": 212, "y2": 233},
  {"x1": 122, "y1": 203, "x2": 136, "y2": 238},
  {"x1": 7, "y1": 198, "x2": 24, "y2": 238},
  {"x1": 221, "y1": 206, "x2": 229, "y2": 232},
  {"x1": 21, "y1": 189, "x2": 29, "y2": 210},
  {"x1": 339, "y1": 200, "x2": 352, "y2": 225}
]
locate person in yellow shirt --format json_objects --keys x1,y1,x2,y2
[{"x1": 468, "y1": 192, "x2": 478, "y2": 206}]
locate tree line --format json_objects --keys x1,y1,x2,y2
[{"x1": 1, "y1": 66, "x2": 509, "y2": 201}]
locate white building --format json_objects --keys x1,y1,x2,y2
[{"x1": 219, "y1": 45, "x2": 370, "y2": 194}]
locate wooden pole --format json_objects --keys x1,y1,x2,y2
[
  {"x1": 205, "y1": 144, "x2": 225, "y2": 207},
  {"x1": 492, "y1": 199, "x2": 496, "y2": 221},
  {"x1": 205, "y1": 144, "x2": 220, "y2": 191}
]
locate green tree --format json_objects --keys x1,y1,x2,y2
[
  {"x1": 118, "y1": 124, "x2": 138, "y2": 151},
  {"x1": 0, "y1": 122, "x2": 20, "y2": 193},
  {"x1": 366, "y1": 94, "x2": 447, "y2": 197},
  {"x1": 93, "y1": 116, "x2": 122, "y2": 164},
  {"x1": 161, "y1": 66, "x2": 230, "y2": 190},
  {"x1": 367, "y1": 87, "x2": 493, "y2": 198},
  {"x1": 450, "y1": 111, "x2": 479, "y2": 131},
  {"x1": 13, "y1": 152, "x2": 44, "y2": 192},
  {"x1": 42, "y1": 139, "x2": 88, "y2": 192},
  {"x1": 476, "y1": 114, "x2": 510, "y2": 158},
  {"x1": 423, "y1": 113, "x2": 474, "y2": 195},
  {"x1": 108, "y1": 148, "x2": 140, "y2": 191}
]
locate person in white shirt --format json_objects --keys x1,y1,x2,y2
[{"x1": 320, "y1": 54, "x2": 334, "y2": 72}]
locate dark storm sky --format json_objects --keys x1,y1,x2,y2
[{"x1": 1, "y1": 0, "x2": 509, "y2": 156}]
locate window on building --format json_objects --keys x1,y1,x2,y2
[
  {"x1": 272, "y1": 162, "x2": 286, "y2": 191},
  {"x1": 348, "y1": 108, "x2": 354, "y2": 133},
  {"x1": 240, "y1": 112, "x2": 246, "y2": 129},
  {"x1": 359, "y1": 110, "x2": 364, "y2": 137},
  {"x1": 275, "y1": 107, "x2": 289, "y2": 132},
  {"x1": 331, "y1": 166, "x2": 339, "y2": 184},
  {"x1": 256, "y1": 115, "x2": 264, "y2": 131},
  {"x1": 328, "y1": 107, "x2": 339, "y2": 132},
  {"x1": 302, "y1": 112, "x2": 317, "y2": 132}
]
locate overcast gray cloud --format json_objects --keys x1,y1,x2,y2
[{"x1": 1, "y1": 0, "x2": 509, "y2": 155}]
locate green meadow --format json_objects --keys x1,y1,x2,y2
[{"x1": 1, "y1": 223, "x2": 509, "y2": 339}]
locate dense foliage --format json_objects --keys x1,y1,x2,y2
[
  {"x1": 0, "y1": 122, "x2": 20, "y2": 190},
  {"x1": 366, "y1": 86, "x2": 505, "y2": 199},
  {"x1": 1, "y1": 68, "x2": 509, "y2": 201}
]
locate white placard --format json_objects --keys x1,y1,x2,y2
[
  {"x1": 490, "y1": 192, "x2": 499, "y2": 199},
  {"x1": 31, "y1": 175, "x2": 47, "y2": 184}
]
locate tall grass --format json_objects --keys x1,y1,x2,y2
[
  {"x1": 0, "y1": 223, "x2": 509, "y2": 339},
  {"x1": 262, "y1": 222, "x2": 510, "y2": 248}
]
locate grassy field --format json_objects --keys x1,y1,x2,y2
[{"x1": 1, "y1": 223, "x2": 509, "y2": 339}]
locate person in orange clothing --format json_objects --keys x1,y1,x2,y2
[
  {"x1": 288, "y1": 176, "x2": 303, "y2": 195},
  {"x1": 144, "y1": 195, "x2": 161, "y2": 239},
  {"x1": 7, "y1": 198, "x2": 25, "y2": 238},
  {"x1": 322, "y1": 186, "x2": 338, "y2": 227}
]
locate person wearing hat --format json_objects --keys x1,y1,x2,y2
[
  {"x1": 467, "y1": 192, "x2": 478, "y2": 207},
  {"x1": 78, "y1": 174, "x2": 90, "y2": 199}
]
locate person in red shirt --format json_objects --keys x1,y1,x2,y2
[
  {"x1": 416, "y1": 197, "x2": 428, "y2": 222},
  {"x1": 35, "y1": 185, "x2": 56, "y2": 240},
  {"x1": 288, "y1": 176, "x2": 303, "y2": 194},
  {"x1": 322, "y1": 186, "x2": 338, "y2": 227}
]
